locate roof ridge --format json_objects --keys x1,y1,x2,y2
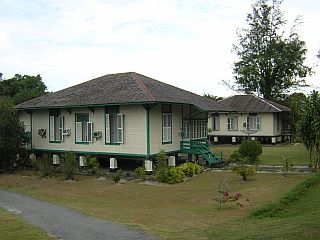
[
  {"x1": 131, "y1": 73, "x2": 155, "y2": 101},
  {"x1": 253, "y1": 95, "x2": 281, "y2": 111}
]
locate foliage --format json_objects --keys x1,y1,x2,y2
[
  {"x1": 215, "y1": 177, "x2": 242, "y2": 207},
  {"x1": 232, "y1": 161, "x2": 256, "y2": 181},
  {"x1": 178, "y1": 162, "x2": 202, "y2": 177},
  {"x1": 238, "y1": 139, "x2": 262, "y2": 164},
  {"x1": 229, "y1": 150, "x2": 241, "y2": 163},
  {"x1": 297, "y1": 91, "x2": 320, "y2": 169},
  {"x1": 36, "y1": 154, "x2": 53, "y2": 178},
  {"x1": 203, "y1": 93, "x2": 224, "y2": 101},
  {"x1": 251, "y1": 173, "x2": 320, "y2": 218},
  {"x1": 112, "y1": 169, "x2": 122, "y2": 184},
  {"x1": 280, "y1": 93, "x2": 307, "y2": 142},
  {"x1": 167, "y1": 167, "x2": 185, "y2": 184},
  {"x1": 0, "y1": 97, "x2": 28, "y2": 171},
  {"x1": 135, "y1": 166, "x2": 146, "y2": 181},
  {"x1": 61, "y1": 152, "x2": 77, "y2": 180},
  {"x1": 283, "y1": 155, "x2": 293, "y2": 177},
  {"x1": 85, "y1": 156, "x2": 100, "y2": 175},
  {"x1": 155, "y1": 150, "x2": 169, "y2": 182},
  {"x1": 0, "y1": 74, "x2": 47, "y2": 104},
  {"x1": 232, "y1": 0, "x2": 312, "y2": 100}
]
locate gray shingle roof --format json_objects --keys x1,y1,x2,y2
[
  {"x1": 220, "y1": 94, "x2": 290, "y2": 112},
  {"x1": 16, "y1": 72, "x2": 231, "y2": 112}
]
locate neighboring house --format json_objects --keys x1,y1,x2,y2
[
  {"x1": 208, "y1": 94, "x2": 291, "y2": 144},
  {"x1": 16, "y1": 72, "x2": 230, "y2": 164}
]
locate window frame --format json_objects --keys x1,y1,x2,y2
[
  {"x1": 49, "y1": 109, "x2": 64, "y2": 143},
  {"x1": 162, "y1": 104, "x2": 172, "y2": 144},
  {"x1": 247, "y1": 115, "x2": 261, "y2": 131},
  {"x1": 75, "y1": 113, "x2": 92, "y2": 144},
  {"x1": 227, "y1": 116, "x2": 238, "y2": 131},
  {"x1": 105, "y1": 106, "x2": 124, "y2": 145}
]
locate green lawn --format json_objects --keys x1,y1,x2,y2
[
  {"x1": 207, "y1": 174, "x2": 320, "y2": 240},
  {"x1": 0, "y1": 208, "x2": 55, "y2": 240},
  {"x1": 0, "y1": 170, "x2": 310, "y2": 239},
  {"x1": 214, "y1": 143, "x2": 310, "y2": 166}
]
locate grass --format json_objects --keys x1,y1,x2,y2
[
  {"x1": 207, "y1": 173, "x2": 320, "y2": 240},
  {"x1": 0, "y1": 170, "x2": 309, "y2": 239},
  {"x1": 0, "y1": 208, "x2": 56, "y2": 240},
  {"x1": 215, "y1": 143, "x2": 310, "y2": 166}
]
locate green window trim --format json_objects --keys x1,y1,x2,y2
[
  {"x1": 75, "y1": 113, "x2": 91, "y2": 144},
  {"x1": 104, "y1": 106, "x2": 124, "y2": 145},
  {"x1": 162, "y1": 104, "x2": 172, "y2": 144},
  {"x1": 48, "y1": 111, "x2": 63, "y2": 143}
]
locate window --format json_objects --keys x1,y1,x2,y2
[
  {"x1": 162, "y1": 104, "x2": 172, "y2": 143},
  {"x1": 49, "y1": 109, "x2": 64, "y2": 142},
  {"x1": 212, "y1": 114, "x2": 220, "y2": 131},
  {"x1": 105, "y1": 106, "x2": 124, "y2": 144},
  {"x1": 247, "y1": 116, "x2": 261, "y2": 130},
  {"x1": 190, "y1": 120, "x2": 207, "y2": 139},
  {"x1": 182, "y1": 121, "x2": 190, "y2": 140},
  {"x1": 227, "y1": 116, "x2": 238, "y2": 130},
  {"x1": 75, "y1": 113, "x2": 92, "y2": 143}
]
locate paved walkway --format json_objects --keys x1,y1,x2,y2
[{"x1": 0, "y1": 190, "x2": 157, "y2": 240}]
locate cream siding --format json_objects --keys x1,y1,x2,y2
[
  {"x1": 30, "y1": 105, "x2": 147, "y2": 155},
  {"x1": 149, "y1": 104, "x2": 182, "y2": 155},
  {"x1": 209, "y1": 112, "x2": 275, "y2": 136}
]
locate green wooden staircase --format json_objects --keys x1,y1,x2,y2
[{"x1": 180, "y1": 139, "x2": 223, "y2": 165}]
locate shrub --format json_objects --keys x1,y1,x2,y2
[
  {"x1": 167, "y1": 167, "x2": 185, "y2": 184},
  {"x1": 178, "y1": 162, "x2": 202, "y2": 177},
  {"x1": 232, "y1": 163, "x2": 256, "y2": 181},
  {"x1": 238, "y1": 139, "x2": 262, "y2": 164},
  {"x1": 155, "y1": 150, "x2": 169, "y2": 182},
  {"x1": 37, "y1": 154, "x2": 53, "y2": 178},
  {"x1": 86, "y1": 156, "x2": 100, "y2": 175},
  {"x1": 229, "y1": 150, "x2": 241, "y2": 163},
  {"x1": 112, "y1": 169, "x2": 122, "y2": 184},
  {"x1": 61, "y1": 152, "x2": 77, "y2": 180},
  {"x1": 135, "y1": 166, "x2": 146, "y2": 181}
]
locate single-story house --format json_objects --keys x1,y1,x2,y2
[
  {"x1": 208, "y1": 94, "x2": 291, "y2": 144},
  {"x1": 16, "y1": 72, "x2": 230, "y2": 165}
]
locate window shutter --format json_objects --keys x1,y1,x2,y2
[
  {"x1": 257, "y1": 116, "x2": 261, "y2": 130},
  {"x1": 59, "y1": 116, "x2": 65, "y2": 142},
  {"x1": 168, "y1": 114, "x2": 172, "y2": 142},
  {"x1": 105, "y1": 114, "x2": 110, "y2": 143},
  {"x1": 87, "y1": 122, "x2": 93, "y2": 142},
  {"x1": 76, "y1": 122, "x2": 82, "y2": 142},
  {"x1": 50, "y1": 116, "x2": 55, "y2": 141},
  {"x1": 117, "y1": 114, "x2": 124, "y2": 143}
]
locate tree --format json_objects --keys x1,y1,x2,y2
[
  {"x1": 297, "y1": 91, "x2": 320, "y2": 170},
  {"x1": 0, "y1": 97, "x2": 27, "y2": 171},
  {"x1": 0, "y1": 74, "x2": 47, "y2": 104},
  {"x1": 233, "y1": 0, "x2": 312, "y2": 100},
  {"x1": 280, "y1": 92, "x2": 307, "y2": 142},
  {"x1": 203, "y1": 93, "x2": 224, "y2": 101}
]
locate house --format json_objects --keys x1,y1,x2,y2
[
  {"x1": 208, "y1": 94, "x2": 291, "y2": 144},
  {"x1": 16, "y1": 72, "x2": 230, "y2": 165}
]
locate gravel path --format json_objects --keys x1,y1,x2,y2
[{"x1": 0, "y1": 190, "x2": 157, "y2": 240}]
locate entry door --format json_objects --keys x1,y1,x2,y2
[{"x1": 182, "y1": 121, "x2": 191, "y2": 141}]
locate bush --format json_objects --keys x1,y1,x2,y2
[
  {"x1": 155, "y1": 150, "x2": 169, "y2": 182},
  {"x1": 232, "y1": 164, "x2": 256, "y2": 181},
  {"x1": 112, "y1": 169, "x2": 122, "y2": 184},
  {"x1": 86, "y1": 156, "x2": 100, "y2": 175},
  {"x1": 37, "y1": 154, "x2": 53, "y2": 178},
  {"x1": 135, "y1": 166, "x2": 146, "y2": 181},
  {"x1": 229, "y1": 150, "x2": 241, "y2": 163},
  {"x1": 178, "y1": 162, "x2": 202, "y2": 177},
  {"x1": 167, "y1": 167, "x2": 185, "y2": 184},
  {"x1": 61, "y1": 152, "x2": 76, "y2": 180},
  {"x1": 238, "y1": 139, "x2": 262, "y2": 164}
]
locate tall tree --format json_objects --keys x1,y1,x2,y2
[
  {"x1": 0, "y1": 97, "x2": 27, "y2": 171},
  {"x1": 298, "y1": 91, "x2": 320, "y2": 170},
  {"x1": 203, "y1": 93, "x2": 224, "y2": 101},
  {"x1": 233, "y1": 0, "x2": 312, "y2": 100},
  {"x1": 0, "y1": 74, "x2": 47, "y2": 104}
]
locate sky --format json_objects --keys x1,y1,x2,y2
[{"x1": 0, "y1": 0, "x2": 319, "y2": 97}]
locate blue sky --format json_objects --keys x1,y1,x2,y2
[{"x1": 0, "y1": 0, "x2": 319, "y2": 96}]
